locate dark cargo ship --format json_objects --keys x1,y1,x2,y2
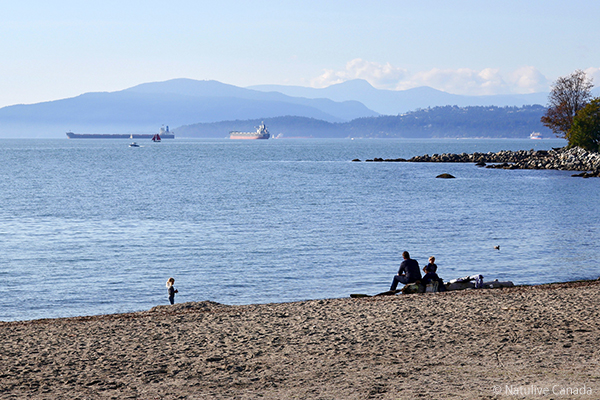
[{"x1": 66, "y1": 126, "x2": 175, "y2": 139}]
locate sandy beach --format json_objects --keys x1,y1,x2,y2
[{"x1": 1, "y1": 280, "x2": 600, "y2": 399}]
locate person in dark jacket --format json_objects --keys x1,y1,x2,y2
[
  {"x1": 423, "y1": 256, "x2": 438, "y2": 275},
  {"x1": 421, "y1": 256, "x2": 447, "y2": 292},
  {"x1": 166, "y1": 277, "x2": 178, "y2": 305},
  {"x1": 390, "y1": 251, "x2": 421, "y2": 291}
]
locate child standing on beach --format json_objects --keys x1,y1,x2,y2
[{"x1": 166, "y1": 277, "x2": 178, "y2": 304}]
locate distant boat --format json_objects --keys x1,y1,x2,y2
[
  {"x1": 229, "y1": 122, "x2": 270, "y2": 140},
  {"x1": 530, "y1": 132, "x2": 542, "y2": 140},
  {"x1": 129, "y1": 142, "x2": 140, "y2": 147},
  {"x1": 153, "y1": 125, "x2": 172, "y2": 142}
]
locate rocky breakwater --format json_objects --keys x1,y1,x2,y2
[{"x1": 356, "y1": 147, "x2": 600, "y2": 178}]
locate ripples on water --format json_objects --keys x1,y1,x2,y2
[{"x1": 1, "y1": 137, "x2": 598, "y2": 321}]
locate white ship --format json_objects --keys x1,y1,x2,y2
[
  {"x1": 229, "y1": 122, "x2": 270, "y2": 140},
  {"x1": 530, "y1": 132, "x2": 542, "y2": 140}
]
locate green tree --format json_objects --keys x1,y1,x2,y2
[
  {"x1": 541, "y1": 70, "x2": 594, "y2": 140},
  {"x1": 569, "y1": 98, "x2": 600, "y2": 152}
]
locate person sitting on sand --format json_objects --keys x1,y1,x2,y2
[
  {"x1": 423, "y1": 256, "x2": 437, "y2": 274},
  {"x1": 166, "y1": 277, "x2": 178, "y2": 305},
  {"x1": 390, "y1": 251, "x2": 421, "y2": 291},
  {"x1": 421, "y1": 256, "x2": 446, "y2": 292}
]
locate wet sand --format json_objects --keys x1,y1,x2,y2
[{"x1": 1, "y1": 280, "x2": 600, "y2": 399}]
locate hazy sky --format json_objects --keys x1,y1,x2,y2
[{"x1": 1, "y1": 0, "x2": 599, "y2": 108}]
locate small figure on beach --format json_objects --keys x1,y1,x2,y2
[
  {"x1": 166, "y1": 277, "x2": 178, "y2": 305},
  {"x1": 390, "y1": 251, "x2": 421, "y2": 291},
  {"x1": 421, "y1": 256, "x2": 447, "y2": 292}
]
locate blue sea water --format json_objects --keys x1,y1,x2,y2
[{"x1": 1, "y1": 137, "x2": 598, "y2": 322}]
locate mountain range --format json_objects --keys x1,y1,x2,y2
[
  {"x1": 249, "y1": 80, "x2": 555, "y2": 116},
  {"x1": 1, "y1": 77, "x2": 598, "y2": 139},
  {"x1": 0, "y1": 79, "x2": 376, "y2": 138}
]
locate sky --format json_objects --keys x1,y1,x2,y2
[{"x1": 1, "y1": 0, "x2": 599, "y2": 108}]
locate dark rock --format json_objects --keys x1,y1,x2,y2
[
  {"x1": 373, "y1": 290, "x2": 400, "y2": 296},
  {"x1": 572, "y1": 171, "x2": 600, "y2": 178},
  {"x1": 436, "y1": 173, "x2": 455, "y2": 179},
  {"x1": 350, "y1": 293, "x2": 371, "y2": 298},
  {"x1": 352, "y1": 159, "x2": 361, "y2": 162},
  {"x1": 385, "y1": 158, "x2": 406, "y2": 162}
]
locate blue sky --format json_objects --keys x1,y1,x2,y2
[{"x1": 1, "y1": 0, "x2": 599, "y2": 108}]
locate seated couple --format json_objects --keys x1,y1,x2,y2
[{"x1": 390, "y1": 251, "x2": 446, "y2": 292}]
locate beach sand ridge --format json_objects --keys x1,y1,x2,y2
[{"x1": 1, "y1": 281, "x2": 599, "y2": 399}]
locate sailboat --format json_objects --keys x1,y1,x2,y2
[{"x1": 152, "y1": 133, "x2": 161, "y2": 142}]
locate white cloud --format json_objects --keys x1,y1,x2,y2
[
  {"x1": 311, "y1": 69, "x2": 345, "y2": 88},
  {"x1": 312, "y1": 60, "x2": 553, "y2": 95},
  {"x1": 398, "y1": 67, "x2": 510, "y2": 95},
  {"x1": 508, "y1": 66, "x2": 549, "y2": 93},
  {"x1": 311, "y1": 58, "x2": 408, "y2": 89},
  {"x1": 584, "y1": 67, "x2": 600, "y2": 88}
]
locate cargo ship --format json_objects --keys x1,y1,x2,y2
[
  {"x1": 66, "y1": 126, "x2": 175, "y2": 139},
  {"x1": 229, "y1": 122, "x2": 270, "y2": 140}
]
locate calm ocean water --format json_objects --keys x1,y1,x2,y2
[{"x1": 1, "y1": 137, "x2": 598, "y2": 322}]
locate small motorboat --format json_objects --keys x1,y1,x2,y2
[{"x1": 129, "y1": 142, "x2": 140, "y2": 147}]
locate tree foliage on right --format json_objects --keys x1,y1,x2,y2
[
  {"x1": 541, "y1": 70, "x2": 594, "y2": 142},
  {"x1": 570, "y1": 99, "x2": 600, "y2": 152}
]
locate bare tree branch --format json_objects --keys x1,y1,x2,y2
[{"x1": 541, "y1": 70, "x2": 594, "y2": 140}]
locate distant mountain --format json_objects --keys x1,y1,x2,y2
[
  {"x1": 249, "y1": 79, "x2": 551, "y2": 115},
  {"x1": 123, "y1": 79, "x2": 378, "y2": 122},
  {"x1": 0, "y1": 79, "x2": 378, "y2": 138},
  {"x1": 177, "y1": 105, "x2": 552, "y2": 139}
]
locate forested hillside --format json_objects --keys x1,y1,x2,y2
[
  {"x1": 347, "y1": 105, "x2": 549, "y2": 138},
  {"x1": 175, "y1": 105, "x2": 552, "y2": 139}
]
